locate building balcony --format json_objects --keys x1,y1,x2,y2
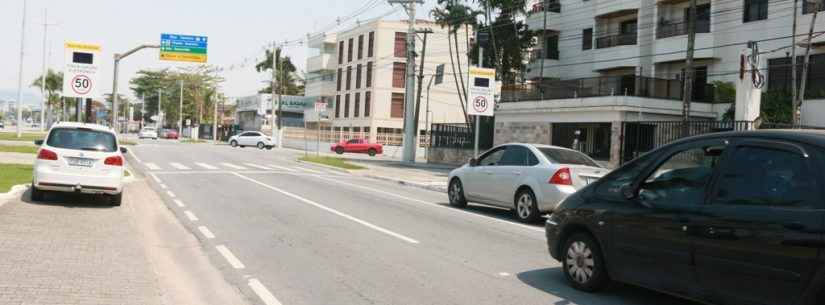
[
  {"x1": 595, "y1": 32, "x2": 637, "y2": 49},
  {"x1": 653, "y1": 32, "x2": 715, "y2": 63},
  {"x1": 501, "y1": 75, "x2": 717, "y2": 104},
  {"x1": 308, "y1": 33, "x2": 337, "y2": 49},
  {"x1": 656, "y1": 20, "x2": 710, "y2": 39},
  {"x1": 529, "y1": 48, "x2": 559, "y2": 61},
  {"x1": 595, "y1": 0, "x2": 639, "y2": 20},
  {"x1": 307, "y1": 54, "x2": 334, "y2": 73},
  {"x1": 528, "y1": 0, "x2": 561, "y2": 14}
]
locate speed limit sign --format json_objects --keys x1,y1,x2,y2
[
  {"x1": 70, "y1": 75, "x2": 93, "y2": 95},
  {"x1": 467, "y1": 67, "x2": 495, "y2": 116},
  {"x1": 62, "y1": 41, "x2": 101, "y2": 98},
  {"x1": 472, "y1": 96, "x2": 489, "y2": 113}
]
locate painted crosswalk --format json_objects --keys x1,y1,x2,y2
[
  {"x1": 244, "y1": 163, "x2": 272, "y2": 170},
  {"x1": 145, "y1": 163, "x2": 161, "y2": 170},
  {"x1": 195, "y1": 162, "x2": 219, "y2": 170},
  {"x1": 139, "y1": 161, "x2": 341, "y2": 176},
  {"x1": 267, "y1": 165, "x2": 295, "y2": 172},
  {"x1": 170, "y1": 162, "x2": 191, "y2": 170},
  {"x1": 220, "y1": 163, "x2": 247, "y2": 170}
]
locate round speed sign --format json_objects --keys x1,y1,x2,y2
[
  {"x1": 473, "y1": 96, "x2": 488, "y2": 113},
  {"x1": 70, "y1": 75, "x2": 93, "y2": 95}
]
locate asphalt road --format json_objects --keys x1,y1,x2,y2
[{"x1": 128, "y1": 139, "x2": 696, "y2": 305}]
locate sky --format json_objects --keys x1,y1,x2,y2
[{"x1": 0, "y1": 0, "x2": 439, "y2": 107}]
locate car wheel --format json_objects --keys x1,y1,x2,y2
[
  {"x1": 368, "y1": 148, "x2": 377, "y2": 157},
  {"x1": 335, "y1": 147, "x2": 344, "y2": 154},
  {"x1": 562, "y1": 233, "x2": 609, "y2": 292},
  {"x1": 230, "y1": 140, "x2": 238, "y2": 147},
  {"x1": 110, "y1": 193, "x2": 122, "y2": 206},
  {"x1": 30, "y1": 185, "x2": 44, "y2": 202},
  {"x1": 514, "y1": 188, "x2": 541, "y2": 223},
  {"x1": 257, "y1": 142, "x2": 265, "y2": 150},
  {"x1": 448, "y1": 178, "x2": 468, "y2": 208}
]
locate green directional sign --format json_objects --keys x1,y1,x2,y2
[{"x1": 160, "y1": 33, "x2": 208, "y2": 63}]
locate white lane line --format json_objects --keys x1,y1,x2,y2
[
  {"x1": 198, "y1": 226, "x2": 216, "y2": 239},
  {"x1": 216, "y1": 245, "x2": 245, "y2": 269},
  {"x1": 311, "y1": 175, "x2": 544, "y2": 233},
  {"x1": 293, "y1": 166, "x2": 323, "y2": 174},
  {"x1": 170, "y1": 162, "x2": 191, "y2": 170},
  {"x1": 159, "y1": 184, "x2": 168, "y2": 189},
  {"x1": 149, "y1": 173, "x2": 162, "y2": 183},
  {"x1": 195, "y1": 162, "x2": 219, "y2": 170},
  {"x1": 221, "y1": 162, "x2": 247, "y2": 170},
  {"x1": 248, "y1": 278, "x2": 284, "y2": 305},
  {"x1": 146, "y1": 163, "x2": 161, "y2": 170},
  {"x1": 184, "y1": 210, "x2": 199, "y2": 221},
  {"x1": 130, "y1": 153, "x2": 143, "y2": 163},
  {"x1": 173, "y1": 199, "x2": 185, "y2": 207},
  {"x1": 268, "y1": 164, "x2": 295, "y2": 172},
  {"x1": 233, "y1": 172, "x2": 420, "y2": 244},
  {"x1": 244, "y1": 163, "x2": 272, "y2": 170},
  {"x1": 166, "y1": 190, "x2": 177, "y2": 198}
]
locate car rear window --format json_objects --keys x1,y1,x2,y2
[
  {"x1": 46, "y1": 128, "x2": 117, "y2": 152},
  {"x1": 539, "y1": 148, "x2": 600, "y2": 167}
]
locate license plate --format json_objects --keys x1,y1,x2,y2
[{"x1": 67, "y1": 157, "x2": 95, "y2": 167}]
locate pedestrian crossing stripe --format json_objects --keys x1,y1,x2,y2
[
  {"x1": 244, "y1": 163, "x2": 271, "y2": 170},
  {"x1": 221, "y1": 163, "x2": 247, "y2": 170},
  {"x1": 146, "y1": 163, "x2": 161, "y2": 170},
  {"x1": 195, "y1": 162, "x2": 218, "y2": 170},
  {"x1": 170, "y1": 162, "x2": 191, "y2": 170},
  {"x1": 294, "y1": 166, "x2": 323, "y2": 174},
  {"x1": 268, "y1": 165, "x2": 294, "y2": 172}
]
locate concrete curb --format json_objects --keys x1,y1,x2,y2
[
  {"x1": 0, "y1": 184, "x2": 30, "y2": 207},
  {"x1": 294, "y1": 159, "x2": 354, "y2": 174},
  {"x1": 361, "y1": 174, "x2": 447, "y2": 193}
]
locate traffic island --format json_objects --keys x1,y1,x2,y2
[{"x1": 298, "y1": 156, "x2": 366, "y2": 170}]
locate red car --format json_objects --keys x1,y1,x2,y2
[
  {"x1": 163, "y1": 129, "x2": 179, "y2": 139},
  {"x1": 331, "y1": 139, "x2": 383, "y2": 157}
]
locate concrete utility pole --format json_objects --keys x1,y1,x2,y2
[
  {"x1": 798, "y1": 1, "x2": 821, "y2": 124},
  {"x1": 178, "y1": 79, "x2": 184, "y2": 138},
  {"x1": 539, "y1": 0, "x2": 549, "y2": 98},
  {"x1": 271, "y1": 44, "x2": 279, "y2": 145},
  {"x1": 389, "y1": 0, "x2": 423, "y2": 163},
  {"x1": 112, "y1": 44, "x2": 160, "y2": 133},
  {"x1": 278, "y1": 42, "x2": 286, "y2": 149},
  {"x1": 213, "y1": 95, "x2": 218, "y2": 142},
  {"x1": 681, "y1": 0, "x2": 697, "y2": 134},
  {"x1": 39, "y1": 8, "x2": 54, "y2": 132},
  {"x1": 413, "y1": 28, "x2": 433, "y2": 149},
  {"x1": 157, "y1": 88, "x2": 162, "y2": 129},
  {"x1": 15, "y1": 0, "x2": 27, "y2": 138},
  {"x1": 792, "y1": 0, "x2": 800, "y2": 125}
]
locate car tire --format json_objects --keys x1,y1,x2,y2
[
  {"x1": 448, "y1": 178, "x2": 468, "y2": 208},
  {"x1": 335, "y1": 147, "x2": 344, "y2": 154},
  {"x1": 514, "y1": 188, "x2": 541, "y2": 223},
  {"x1": 230, "y1": 140, "x2": 238, "y2": 147},
  {"x1": 562, "y1": 233, "x2": 609, "y2": 292},
  {"x1": 257, "y1": 142, "x2": 265, "y2": 150},
  {"x1": 30, "y1": 185, "x2": 44, "y2": 202},
  {"x1": 368, "y1": 148, "x2": 377, "y2": 157},
  {"x1": 110, "y1": 193, "x2": 122, "y2": 206}
]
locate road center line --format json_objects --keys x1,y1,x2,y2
[
  {"x1": 232, "y1": 172, "x2": 420, "y2": 244},
  {"x1": 216, "y1": 245, "x2": 245, "y2": 269},
  {"x1": 166, "y1": 190, "x2": 176, "y2": 198},
  {"x1": 149, "y1": 173, "x2": 162, "y2": 183},
  {"x1": 248, "y1": 278, "x2": 284, "y2": 305},
  {"x1": 173, "y1": 199, "x2": 185, "y2": 207},
  {"x1": 184, "y1": 210, "x2": 199, "y2": 221},
  {"x1": 198, "y1": 226, "x2": 216, "y2": 239}
]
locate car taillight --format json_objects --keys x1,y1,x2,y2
[
  {"x1": 549, "y1": 167, "x2": 572, "y2": 185},
  {"x1": 37, "y1": 149, "x2": 58, "y2": 161},
  {"x1": 104, "y1": 156, "x2": 123, "y2": 166}
]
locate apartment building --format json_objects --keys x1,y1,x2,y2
[
  {"x1": 304, "y1": 33, "x2": 338, "y2": 125},
  {"x1": 499, "y1": 0, "x2": 825, "y2": 166},
  {"x1": 326, "y1": 19, "x2": 470, "y2": 143}
]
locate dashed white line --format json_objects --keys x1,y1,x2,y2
[
  {"x1": 173, "y1": 199, "x2": 185, "y2": 207},
  {"x1": 267, "y1": 165, "x2": 295, "y2": 172},
  {"x1": 195, "y1": 162, "x2": 219, "y2": 170},
  {"x1": 166, "y1": 190, "x2": 176, "y2": 198},
  {"x1": 184, "y1": 210, "x2": 199, "y2": 221},
  {"x1": 149, "y1": 173, "x2": 162, "y2": 183},
  {"x1": 159, "y1": 184, "x2": 168, "y2": 189},
  {"x1": 170, "y1": 162, "x2": 191, "y2": 170},
  {"x1": 248, "y1": 278, "x2": 284, "y2": 305},
  {"x1": 146, "y1": 163, "x2": 161, "y2": 170},
  {"x1": 244, "y1": 163, "x2": 272, "y2": 170},
  {"x1": 221, "y1": 162, "x2": 247, "y2": 170},
  {"x1": 216, "y1": 245, "x2": 245, "y2": 269},
  {"x1": 198, "y1": 226, "x2": 216, "y2": 239},
  {"x1": 293, "y1": 166, "x2": 323, "y2": 174},
  {"x1": 233, "y1": 172, "x2": 420, "y2": 244}
]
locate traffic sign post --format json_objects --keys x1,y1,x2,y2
[
  {"x1": 62, "y1": 41, "x2": 101, "y2": 100},
  {"x1": 314, "y1": 100, "x2": 328, "y2": 156},
  {"x1": 160, "y1": 34, "x2": 208, "y2": 63},
  {"x1": 467, "y1": 66, "x2": 496, "y2": 157}
]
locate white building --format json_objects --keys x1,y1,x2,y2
[
  {"x1": 496, "y1": 0, "x2": 825, "y2": 166},
  {"x1": 304, "y1": 32, "x2": 338, "y2": 124},
  {"x1": 321, "y1": 19, "x2": 471, "y2": 143}
]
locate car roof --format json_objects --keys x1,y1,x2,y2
[
  {"x1": 668, "y1": 129, "x2": 825, "y2": 148},
  {"x1": 500, "y1": 143, "x2": 581, "y2": 152},
  {"x1": 51, "y1": 122, "x2": 113, "y2": 133}
]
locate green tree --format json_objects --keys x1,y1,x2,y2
[
  {"x1": 761, "y1": 90, "x2": 793, "y2": 124},
  {"x1": 256, "y1": 48, "x2": 304, "y2": 95},
  {"x1": 30, "y1": 69, "x2": 64, "y2": 122},
  {"x1": 129, "y1": 67, "x2": 224, "y2": 127},
  {"x1": 432, "y1": 0, "x2": 480, "y2": 124}
]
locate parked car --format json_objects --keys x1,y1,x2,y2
[
  {"x1": 448, "y1": 143, "x2": 606, "y2": 222},
  {"x1": 545, "y1": 130, "x2": 825, "y2": 305},
  {"x1": 0, "y1": 121, "x2": 4, "y2": 129},
  {"x1": 228, "y1": 131, "x2": 273, "y2": 149},
  {"x1": 31, "y1": 122, "x2": 127, "y2": 206},
  {"x1": 331, "y1": 139, "x2": 383, "y2": 156},
  {"x1": 138, "y1": 127, "x2": 158, "y2": 140},
  {"x1": 163, "y1": 129, "x2": 179, "y2": 139}
]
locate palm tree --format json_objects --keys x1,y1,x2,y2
[
  {"x1": 31, "y1": 69, "x2": 63, "y2": 124},
  {"x1": 432, "y1": 1, "x2": 479, "y2": 125}
]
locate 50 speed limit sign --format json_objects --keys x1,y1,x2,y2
[
  {"x1": 70, "y1": 75, "x2": 93, "y2": 95},
  {"x1": 62, "y1": 41, "x2": 101, "y2": 98}
]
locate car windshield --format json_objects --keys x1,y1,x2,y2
[
  {"x1": 46, "y1": 128, "x2": 117, "y2": 152},
  {"x1": 539, "y1": 147, "x2": 600, "y2": 167}
]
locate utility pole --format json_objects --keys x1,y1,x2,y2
[
  {"x1": 140, "y1": 92, "x2": 145, "y2": 129},
  {"x1": 278, "y1": 41, "x2": 286, "y2": 149},
  {"x1": 792, "y1": 0, "x2": 800, "y2": 125},
  {"x1": 157, "y1": 88, "x2": 162, "y2": 130},
  {"x1": 213, "y1": 94, "x2": 218, "y2": 143},
  {"x1": 475, "y1": 43, "x2": 484, "y2": 158},
  {"x1": 178, "y1": 79, "x2": 184, "y2": 138},
  {"x1": 15, "y1": 0, "x2": 27, "y2": 138},
  {"x1": 798, "y1": 1, "x2": 821, "y2": 125},
  {"x1": 681, "y1": 0, "x2": 697, "y2": 135},
  {"x1": 112, "y1": 44, "x2": 160, "y2": 133},
  {"x1": 39, "y1": 8, "x2": 56, "y2": 132},
  {"x1": 271, "y1": 44, "x2": 279, "y2": 145},
  {"x1": 413, "y1": 28, "x2": 433, "y2": 149},
  {"x1": 389, "y1": 0, "x2": 423, "y2": 163}
]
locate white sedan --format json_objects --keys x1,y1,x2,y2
[
  {"x1": 138, "y1": 127, "x2": 158, "y2": 140},
  {"x1": 32, "y1": 122, "x2": 127, "y2": 206},
  {"x1": 448, "y1": 143, "x2": 606, "y2": 223},
  {"x1": 228, "y1": 131, "x2": 274, "y2": 149}
]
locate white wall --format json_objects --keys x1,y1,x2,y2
[{"x1": 802, "y1": 99, "x2": 825, "y2": 127}]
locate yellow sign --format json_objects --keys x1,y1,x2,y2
[
  {"x1": 64, "y1": 41, "x2": 101, "y2": 52},
  {"x1": 469, "y1": 67, "x2": 495, "y2": 78},
  {"x1": 159, "y1": 52, "x2": 208, "y2": 63}
]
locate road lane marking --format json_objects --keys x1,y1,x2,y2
[
  {"x1": 130, "y1": 153, "x2": 143, "y2": 163},
  {"x1": 184, "y1": 210, "x2": 199, "y2": 221},
  {"x1": 233, "y1": 172, "x2": 420, "y2": 244},
  {"x1": 195, "y1": 162, "x2": 218, "y2": 170},
  {"x1": 311, "y1": 176, "x2": 544, "y2": 233},
  {"x1": 198, "y1": 226, "x2": 216, "y2": 239},
  {"x1": 159, "y1": 184, "x2": 168, "y2": 189},
  {"x1": 149, "y1": 173, "x2": 162, "y2": 183},
  {"x1": 267, "y1": 165, "x2": 295, "y2": 172},
  {"x1": 166, "y1": 190, "x2": 176, "y2": 198},
  {"x1": 293, "y1": 166, "x2": 323, "y2": 174},
  {"x1": 248, "y1": 278, "x2": 284, "y2": 305},
  {"x1": 170, "y1": 162, "x2": 191, "y2": 170},
  {"x1": 221, "y1": 163, "x2": 247, "y2": 170},
  {"x1": 173, "y1": 199, "x2": 185, "y2": 207},
  {"x1": 244, "y1": 163, "x2": 272, "y2": 170},
  {"x1": 146, "y1": 163, "x2": 161, "y2": 170},
  {"x1": 216, "y1": 245, "x2": 245, "y2": 269}
]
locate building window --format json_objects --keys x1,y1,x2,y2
[
  {"x1": 338, "y1": 41, "x2": 344, "y2": 64},
  {"x1": 392, "y1": 62, "x2": 406, "y2": 88},
  {"x1": 394, "y1": 32, "x2": 407, "y2": 57},
  {"x1": 356, "y1": 64, "x2": 363, "y2": 89},
  {"x1": 346, "y1": 66, "x2": 352, "y2": 90},
  {"x1": 391, "y1": 93, "x2": 404, "y2": 118},
  {"x1": 804, "y1": 0, "x2": 825, "y2": 14},
  {"x1": 368, "y1": 32, "x2": 375, "y2": 57},
  {"x1": 354, "y1": 93, "x2": 361, "y2": 118},
  {"x1": 336, "y1": 68, "x2": 342, "y2": 91},
  {"x1": 582, "y1": 28, "x2": 593, "y2": 50},
  {"x1": 358, "y1": 35, "x2": 364, "y2": 60},
  {"x1": 348, "y1": 38, "x2": 354, "y2": 62},
  {"x1": 365, "y1": 91, "x2": 371, "y2": 117},
  {"x1": 366, "y1": 62, "x2": 373, "y2": 88},
  {"x1": 744, "y1": 0, "x2": 768, "y2": 22},
  {"x1": 335, "y1": 95, "x2": 341, "y2": 118},
  {"x1": 768, "y1": 54, "x2": 825, "y2": 99},
  {"x1": 344, "y1": 94, "x2": 350, "y2": 118}
]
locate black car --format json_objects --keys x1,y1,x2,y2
[{"x1": 546, "y1": 130, "x2": 825, "y2": 305}]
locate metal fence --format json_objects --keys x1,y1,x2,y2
[
  {"x1": 431, "y1": 119, "x2": 495, "y2": 150},
  {"x1": 501, "y1": 75, "x2": 719, "y2": 103},
  {"x1": 621, "y1": 120, "x2": 755, "y2": 163}
]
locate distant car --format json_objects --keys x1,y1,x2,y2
[
  {"x1": 31, "y1": 122, "x2": 127, "y2": 206},
  {"x1": 448, "y1": 143, "x2": 606, "y2": 223},
  {"x1": 0, "y1": 122, "x2": 4, "y2": 129},
  {"x1": 331, "y1": 139, "x2": 383, "y2": 157},
  {"x1": 228, "y1": 131, "x2": 273, "y2": 149},
  {"x1": 139, "y1": 127, "x2": 158, "y2": 140},
  {"x1": 163, "y1": 129, "x2": 179, "y2": 139}
]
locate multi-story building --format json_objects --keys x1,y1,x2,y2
[
  {"x1": 304, "y1": 32, "x2": 338, "y2": 125},
  {"x1": 500, "y1": 0, "x2": 825, "y2": 166},
  {"x1": 327, "y1": 19, "x2": 470, "y2": 143}
]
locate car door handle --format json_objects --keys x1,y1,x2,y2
[{"x1": 513, "y1": 171, "x2": 522, "y2": 175}]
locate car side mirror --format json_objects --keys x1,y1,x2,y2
[
  {"x1": 34, "y1": 140, "x2": 43, "y2": 146},
  {"x1": 120, "y1": 147, "x2": 128, "y2": 154},
  {"x1": 468, "y1": 158, "x2": 478, "y2": 167},
  {"x1": 621, "y1": 184, "x2": 637, "y2": 200}
]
